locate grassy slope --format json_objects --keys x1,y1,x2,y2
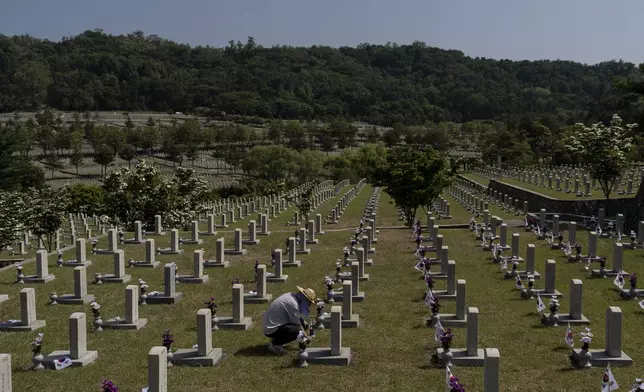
[
  {"x1": 459, "y1": 173, "x2": 636, "y2": 201},
  {"x1": 0, "y1": 185, "x2": 642, "y2": 391}
]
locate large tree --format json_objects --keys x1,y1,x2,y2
[
  {"x1": 567, "y1": 114, "x2": 637, "y2": 207},
  {"x1": 0, "y1": 191, "x2": 28, "y2": 250},
  {"x1": 371, "y1": 146, "x2": 453, "y2": 227},
  {"x1": 102, "y1": 160, "x2": 210, "y2": 231},
  {"x1": 27, "y1": 188, "x2": 70, "y2": 252}
]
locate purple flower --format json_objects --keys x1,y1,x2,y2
[
  {"x1": 430, "y1": 298, "x2": 440, "y2": 314},
  {"x1": 162, "y1": 329, "x2": 175, "y2": 348},
  {"x1": 630, "y1": 273, "x2": 637, "y2": 288},
  {"x1": 440, "y1": 328, "x2": 454, "y2": 346},
  {"x1": 100, "y1": 378, "x2": 119, "y2": 392},
  {"x1": 449, "y1": 376, "x2": 466, "y2": 392},
  {"x1": 205, "y1": 297, "x2": 217, "y2": 314}
]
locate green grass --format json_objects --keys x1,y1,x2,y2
[
  {"x1": 1, "y1": 185, "x2": 643, "y2": 392},
  {"x1": 460, "y1": 173, "x2": 637, "y2": 201}
]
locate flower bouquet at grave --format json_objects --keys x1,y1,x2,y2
[
  {"x1": 205, "y1": 297, "x2": 217, "y2": 317},
  {"x1": 574, "y1": 243, "x2": 583, "y2": 261},
  {"x1": 570, "y1": 328, "x2": 593, "y2": 368},
  {"x1": 541, "y1": 296, "x2": 560, "y2": 326},
  {"x1": 162, "y1": 329, "x2": 175, "y2": 366},
  {"x1": 520, "y1": 276, "x2": 535, "y2": 299},
  {"x1": 630, "y1": 231, "x2": 637, "y2": 245},
  {"x1": 334, "y1": 261, "x2": 343, "y2": 282},
  {"x1": 438, "y1": 328, "x2": 454, "y2": 366},
  {"x1": 425, "y1": 275, "x2": 435, "y2": 291},
  {"x1": 313, "y1": 299, "x2": 329, "y2": 329},
  {"x1": 448, "y1": 375, "x2": 466, "y2": 392},
  {"x1": 100, "y1": 378, "x2": 119, "y2": 392},
  {"x1": 324, "y1": 277, "x2": 336, "y2": 303},
  {"x1": 430, "y1": 297, "x2": 441, "y2": 317},
  {"x1": 138, "y1": 279, "x2": 151, "y2": 304}
]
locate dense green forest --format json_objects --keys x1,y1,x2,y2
[{"x1": 1, "y1": 30, "x2": 642, "y2": 127}]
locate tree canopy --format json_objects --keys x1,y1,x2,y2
[
  {"x1": 371, "y1": 146, "x2": 453, "y2": 226},
  {"x1": 567, "y1": 114, "x2": 638, "y2": 203},
  {"x1": 102, "y1": 160, "x2": 210, "y2": 230},
  {"x1": 0, "y1": 31, "x2": 637, "y2": 127}
]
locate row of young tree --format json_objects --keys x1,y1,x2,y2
[
  {"x1": 0, "y1": 107, "x2": 471, "y2": 191},
  {"x1": 0, "y1": 161, "x2": 211, "y2": 251}
]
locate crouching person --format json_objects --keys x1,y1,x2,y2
[{"x1": 262, "y1": 286, "x2": 316, "y2": 355}]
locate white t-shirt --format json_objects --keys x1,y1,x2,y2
[{"x1": 262, "y1": 293, "x2": 301, "y2": 335}]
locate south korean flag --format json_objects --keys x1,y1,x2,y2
[{"x1": 614, "y1": 272, "x2": 625, "y2": 290}]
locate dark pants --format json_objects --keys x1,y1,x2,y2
[{"x1": 265, "y1": 323, "x2": 300, "y2": 345}]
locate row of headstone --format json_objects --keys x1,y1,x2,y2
[{"x1": 472, "y1": 165, "x2": 642, "y2": 197}]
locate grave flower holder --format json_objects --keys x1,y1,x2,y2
[
  {"x1": 139, "y1": 280, "x2": 149, "y2": 305},
  {"x1": 16, "y1": 265, "x2": 24, "y2": 284},
  {"x1": 91, "y1": 301, "x2": 103, "y2": 332},
  {"x1": 438, "y1": 329, "x2": 454, "y2": 367},
  {"x1": 541, "y1": 297, "x2": 560, "y2": 326},
  {"x1": 313, "y1": 300, "x2": 328, "y2": 329},
  {"x1": 49, "y1": 292, "x2": 58, "y2": 305},
  {"x1": 162, "y1": 329, "x2": 175, "y2": 367},
  {"x1": 31, "y1": 332, "x2": 44, "y2": 370},
  {"x1": 205, "y1": 297, "x2": 218, "y2": 330},
  {"x1": 570, "y1": 329, "x2": 593, "y2": 368},
  {"x1": 521, "y1": 278, "x2": 535, "y2": 299},
  {"x1": 296, "y1": 331, "x2": 311, "y2": 368}
]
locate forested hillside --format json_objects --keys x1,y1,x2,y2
[{"x1": 0, "y1": 30, "x2": 640, "y2": 126}]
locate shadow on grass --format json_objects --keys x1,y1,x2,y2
[
  {"x1": 235, "y1": 344, "x2": 271, "y2": 357},
  {"x1": 557, "y1": 366, "x2": 584, "y2": 373}
]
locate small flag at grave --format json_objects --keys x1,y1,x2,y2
[
  {"x1": 414, "y1": 260, "x2": 424, "y2": 272},
  {"x1": 445, "y1": 365, "x2": 454, "y2": 391},
  {"x1": 601, "y1": 363, "x2": 619, "y2": 391},
  {"x1": 536, "y1": 295, "x2": 546, "y2": 313},
  {"x1": 639, "y1": 299, "x2": 644, "y2": 310},
  {"x1": 585, "y1": 258, "x2": 592, "y2": 271},
  {"x1": 424, "y1": 290, "x2": 434, "y2": 308},
  {"x1": 53, "y1": 356, "x2": 73, "y2": 370},
  {"x1": 614, "y1": 272, "x2": 625, "y2": 290},
  {"x1": 515, "y1": 276, "x2": 524, "y2": 290},
  {"x1": 563, "y1": 242, "x2": 572, "y2": 256},
  {"x1": 565, "y1": 323, "x2": 574, "y2": 348},
  {"x1": 434, "y1": 319, "x2": 444, "y2": 343}
]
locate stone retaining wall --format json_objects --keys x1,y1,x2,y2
[{"x1": 458, "y1": 175, "x2": 644, "y2": 230}]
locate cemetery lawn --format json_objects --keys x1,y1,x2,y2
[
  {"x1": 460, "y1": 173, "x2": 637, "y2": 201},
  {"x1": 2, "y1": 186, "x2": 644, "y2": 391}
]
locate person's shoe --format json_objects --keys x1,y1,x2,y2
[{"x1": 268, "y1": 343, "x2": 285, "y2": 356}]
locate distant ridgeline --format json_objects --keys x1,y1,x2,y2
[{"x1": 0, "y1": 31, "x2": 638, "y2": 126}]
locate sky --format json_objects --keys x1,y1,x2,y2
[{"x1": 1, "y1": 0, "x2": 643, "y2": 65}]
